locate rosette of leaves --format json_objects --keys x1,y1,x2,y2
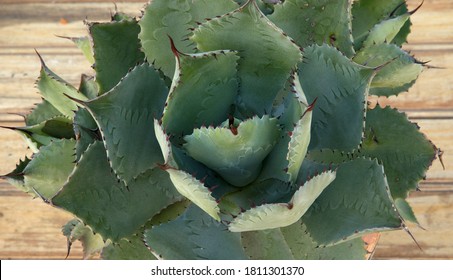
[{"x1": 1, "y1": 0, "x2": 439, "y2": 260}]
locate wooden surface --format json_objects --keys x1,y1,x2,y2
[{"x1": 0, "y1": 0, "x2": 452, "y2": 259}]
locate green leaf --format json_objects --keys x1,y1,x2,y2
[
  {"x1": 359, "y1": 105, "x2": 437, "y2": 198},
  {"x1": 165, "y1": 168, "x2": 220, "y2": 221},
  {"x1": 352, "y1": 0, "x2": 410, "y2": 50},
  {"x1": 229, "y1": 171, "x2": 336, "y2": 232},
  {"x1": 191, "y1": 0, "x2": 302, "y2": 115},
  {"x1": 0, "y1": 157, "x2": 36, "y2": 197},
  {"x1": 161, "y1": 49, "x2": 239, "y2": 137},
  {"x1": 36, "y1": 54, "x2": 88, "y2": 118},
  {"x1": 84, "y1": 63, "x2": 168, "y2": 184},
  {"x1": 62, "y1": 36, "x2": 94, "y2": 64},
  {"x1": 241, "y1": 229, "x2": 294, "y2": 260},
  {"x1": 302, "y1": 158, "x2": 403, "y2": 245},
  {"x1": 89, "y1": 18, "x2": 145, "y2": 94},
  {"x1": 395, "y1": 198, "x2": 419, "y2": 225},
  {"x1": 242, "y1": 225, "x2": 367, "y2": 260},
  {"x1": 139, "y1": 0, "x2": 239, "y2": 78},
  {"x1": 144, "y1": 205, "x2": 247, "y2": 260},
  {"x1": 270, "y1": 0, "x2": 355, "y2": 57},
  {"x1": 101, "y1": 234, "x2": 156, "y2": 260},
  {"x1": 52, "y1": 141, "x2": 181, "y2": 241},
  {"x1": 24, "y1": 139, "x2": 76, "y2": 201},
  {"x1": 78, "y1": 74, "x2": 98, "y2": 99},
  {"x1": 353, "y1": 43, "x2": 423, "y2": 97},
  {"x1": 280, "y1": 222, "x2": 366, "y2": 259},
  {"x1": 184, "y1": 115, "x2": 280, "y2": 187},
  {"x1": 62, "y1": 219, "x2": 105, "y2": 259},
  {"x1": 73, "y1": 108, "x2": 99, "y2": 161},
  {"x1": 25, "y1": 99, "x2": 62, "y2": 126},
  {"x1": 298, "y1": 44, "x2": 374, "y2": 151},
  {"x1": 362, "y1": 14, "x2": 410, "y2": 48}
]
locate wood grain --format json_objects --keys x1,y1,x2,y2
[{"x1": 0, "y1": 0, "x2": 452, "y2": 259}]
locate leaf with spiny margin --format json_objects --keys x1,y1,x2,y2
[
  {"x1": 138, "y1": 0, "x2": 239, "y2": 78},
  {"x1": 280, "y1": 222, "x2": 366, "y2": 259},
  {"x1": 161, "y1": 50, "x2": 239, "y2": 137},
  {"x1": 84, "y1": 63, "x2": 168, "y2": 184},
  {"x1": 395, "y1": 198, "x2": 419, "y2": 225},
  {"x1": 362, "y1": 14, "x2": 410, "y2": 48},
  {"x1": 78, "y1": 74, "x2": 98, "y2": 99},
  {"x1": 191, "y1": 0, "x2": 302, "y2": 115},
  {"x1": 89, "y1": 18, "x2": 145, "y2": 94},
  {"x1": 241, "y1": 229, "x2": 294, "y2": 260},
  {"x1": 51, "y1": 141, "x2": 181, "y2": 241},
  {"x1": 359, "y1": 105, "x2": 436, "y2": 199},
  {"x1": 229, "y1": 171, "x2": 336, "y2": 232},
  {"x1": 65, "y1": 36, "x2": 94, "y2": 65},
  {"x1": 352, "y1": 0, "x2": 410, "y2": 50},
  {"x1": 144, "y1": 205, "x2": 247, "y2": 260},
  {"x1": 62, "y1": 219, "x2": 105, "y2": 259},
  {"x1": 165, "y1": 168, "x2": 220, "y2": 221},
  {"x1": 353, "y1": 44, "x2": 422, "y2": 97},
  {"x1": 23, "y1": 139, "x2": 76, "y2": 201},
  {"x1": 259, "y1": 72, "x2": 306, "y2": 182},
  {"x1": 302, "y1": 158, "x2": 402, "y2": 246},
  {"x1": 74, "y1": 108, "x2": 99, "y2": 161},
  {"x1": 6, "y1": 117, "x2": 74, "y2": 153},
  {"x1": 241, "y1": 225, "x2": 366, "y2": 260},
  {"x1": 149, "y1": 199, "x2": 192, "y2": 226},
  {"x1": 36, "y1": 55, "x2": 88, "y2": 118},
  {"x1": 25, "y1": 99, "x2": 62, "y2": 126},
  {"x1": 101, "y1": 234, "x2": 156, "y2": 260},
  {"x1": 270, "y1": 0, "x2": 355, "y2": 57},
  {"x1": 183, "y1": 116, "x2": 280, "y2": 187},
  {"x1": 0, "y1": 157, "x2": 37, "y2": 197},
  {"x1": 220, "y1": 178, "x2": 293, "y2": 217},
  {"x1": 298, "y1": 44, "x2": 374, "y2": 152}
]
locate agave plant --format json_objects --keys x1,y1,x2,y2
[{"x1": 1, "y1": 0, "x2": 439, "y2": 260}]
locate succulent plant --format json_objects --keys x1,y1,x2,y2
[{"x1": 1, "y1": 0, "x2": 440, "y2": 260}]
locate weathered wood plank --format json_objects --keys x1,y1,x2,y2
[{"x1": 0, "y1": 0, "x2": 451, "y2": 260}]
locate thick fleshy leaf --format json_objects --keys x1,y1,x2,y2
[
  {"x1": 62, "y1": 219, "x2": 105, "y2": 259},
  {"x1": 0, "y1": 157, "x2": 36, "y2": 197},
  {"x1": 353, "y1": 44, "x2": 423, "y2": 97},
  {"x1": 144, "y1": 205, "x2": 247, "y2": 260},
  {"x1": 139, "y1": 0, "x2": 239, "y2": 78},
  {"x1": 270, "y1": 0, "x2": 354, "y2": 57},
  {"x1": 62, "y1": 36, "x2": 94, "y2": 64},
  {"x1": 280, "y1": 222, "x2": 366, "y2": 259},
  {"x1": 73, "y1": 108, "x2": 99, "y2": 161},
  {"x1": 36, "y1": 54, "x2": 88, "y2": 118},
  {"x1": 78, "y1": 74, "x2": 98, "y2": 99},
  {"x1": 229, "y1": 171, "x2": 336, "y2": 232},
  {"x1": 299, "y1": 44, "x2": 375, "y2": 151},
  {"x1": 191, "y1": 0, "x2": 302, "y2": 115},
  {"x1": 89, "y1": 18, "x2": 145, "y2": 94},
  {"x1": 161, "y1": 49, "x2": 239, "y2": 137},
  {"x1": 352, "y1": 0, "x2": 410, "y2": 50},
  {"x1": 395, "y1": 198, "x2": 419, "y2": 225},
  {"x1": 24, "y1": 139, "x2": 76, "y2": 201},
  {"x1": 101, "y1": 234, "x2": 156, "y2": 260},
  {"x1": 52, "y1": 141, "x2": 181, "y2": 241},
  {"x1": 184, "y1": 115, "x2": 280, "y2": 187},
  {"x1": 362, "y1": 14, "x2": 410, "y2": 48},
  {"x1": 242, "y1": 225, "x2": 367, "y2": 260},
  {"x1": 165, "y1": 168, "x2": 220, "y2": 221},
  {"x1": 359, "y1": 105, "x2": 437, "y2": 198},
  {"x1": 241, "y1": 229, "x2": 294, "y2": 260},
  {"x1": 25, "y1": 99, "x2": 62, "y2": 126},
  {"x1": 84, "y1": 63, "x2": 168, "y2": 184},
  {"x1": 302, "y1": 158, "x2": 403, "y2": 245}
]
